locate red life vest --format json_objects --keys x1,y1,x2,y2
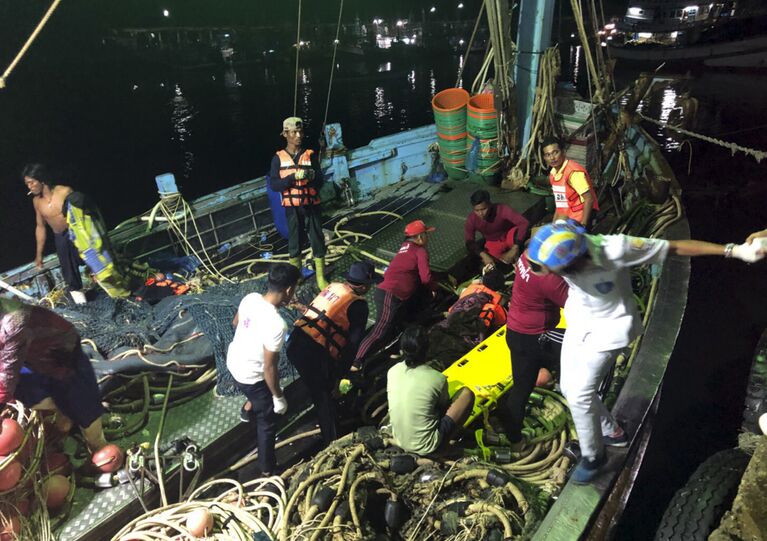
[
  {"x1": 295, "y1": 282, "x2": 362, "y2": 360},
  {"x1": 549, "y1": 159, "x2": 599, "y2": 223},
  {"x1": 449, "y1": 283, "x2": 506, "y2": 329},
  {"x1": 277, "y1": 149, "x2": 320, "y2": 207}
]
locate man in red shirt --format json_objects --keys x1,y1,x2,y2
[
  {"x1": 542, "y1": 137, "x2": 598, "y2": 228},
  {"x1": 352, "y1": 220, "x2": 436, "y2": 370},
  {"x1": 496, "y1": 249, "x2": 568, "y2": 448},
  {"x1": 465, "y1": 189, "x2": 530, "y2": 272}
]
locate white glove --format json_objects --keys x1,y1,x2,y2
[
  {"x1": 272, "y1": 395, "x2": 288, "y2": 415},
  {"x1": 732, "y1": 242, "x2": 765, "y2": 263}
]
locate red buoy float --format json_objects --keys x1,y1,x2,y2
[
  {"x1": 43, "y1": 452, "x2": 72, "y2": 476},
  {"x1": 91, "y1": 444, "x2": 124, "y2": 473},
  {"x1": 0, "y1": 420, "x2": 24, "y2": 456},
  {"x1": 0, "y1": 460, "x2": 22, "y2": 492},
  {"x1": 0, "y1": 513, "x2": 20, "y2": 541},
  {"x1": 43, "y1": 474, "x2": 70, "y2": 510},
  {"x1": 185, "y1": 508, "x2": 214, "y2": 538}
]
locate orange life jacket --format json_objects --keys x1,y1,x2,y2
[
  {"x1": 450, "y1": 283, "x2": 507, "y2": 329},
  {"x1": 295, "y1": 282, "x2": 363, "y2": 360},
  {"x1": 549, "y1": 159, "x2": 599, "y2": 223},
  {"x1": 276, "y1": 149, "x2": 320, "y2": 207}
]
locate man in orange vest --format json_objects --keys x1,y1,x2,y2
[
  {"x1": 287, "y1": 261, "x2": 379, "y2": 445},
  {"x1": 269, "y1": 117, "x2": 328, "y2": 289},
  {"x1": 542, "y1": 137, "x2": 599, "y2": 228}
]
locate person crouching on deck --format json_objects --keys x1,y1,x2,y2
[
  {"x1": 541, "y1": 138, "x2": 599, "y2": 229},
  {"x1": 351, "y1": 220, "x2": 438, "y2": 371},
  {"x1": 269, "y1": 117, "x2": 328, "y2": 290},
  {"x1": 465, "y1": 189, "x2": 529, "y2": 272},
  {"x1": 287, "y1": 261, "x2": 379, "y2": 446},
  {"x1": 226, "y1": 263, "x2": 300, "y2": 476},
  {"x1": 386, "y1": 326, "x2": 474, "y2": 456},
  {"x1": 0, "y1": 297, "x2": 123, "y2": 469},
  {"x1": 527, "y1": 220, "x2": 765, "y2": 484}
]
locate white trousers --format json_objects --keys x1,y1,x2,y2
[{"x1": 560, "y1": 333, "x2": 620, "y2": 461}]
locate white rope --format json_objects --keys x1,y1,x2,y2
[
  {"x1": 321, "y1": 0, "x2": 344, "y2": 132},
  {"x1": 0, "y1": 0, "x2": 63, "y2": 89},
  {"x1": 293, "y1": 0, "x2": 303, "y2": 117},
  {"x1": 638, "y1": 113, "x2": 767, "y2": 163}
]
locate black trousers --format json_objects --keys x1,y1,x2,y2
[
  {"x1": 497, "y1": 329, "x2": 562, "y2": 443},
  {"x1": 286, "y1": 205, "x2": 326, "y2": 259},
  {"x1": 54, "y1": 230, "x2": 83, "y2": 290},
  {"x1": 235, "y1": 379, "x2": 278, "y2": 474},
  {"x1": 287, "y1": 331, "x2": 339, "y2": 446},
  {"x1": 354, "y1": 286, "x2": 431, "y2": 366}
]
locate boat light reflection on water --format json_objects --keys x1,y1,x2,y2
[{"x1": 170, "y1": 83, "x2": 196, "y2": 178}]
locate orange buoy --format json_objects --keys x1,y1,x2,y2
[
  {"x1": 43, "y1": 474, "x2": 70, "y2": 511},
  {"x1": 0, "y1": 419, "x2": 24, "y2": 456},
  {"x1": 536, "y1": 367, "x2": 554, "y2": 388},
  {"x1": 0, "y1": 459, "x2": 22, "y2": 492},
  {"x1": 91, "y1": 444, "x2": 124, "y2": 473},
  {"x1": 185, "y1": 508, "x2": 214, "y2": 538}
]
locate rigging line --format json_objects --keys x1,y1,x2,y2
[
  {"x1": 293, "y1": 0, "x2": 303, "y2": 117},
  {"x1": 456, "y1": 2, "x2": 486, "y2": 88},
  {"x1": 0, "y1": 0, "x2": 63, "y2": 89},
  {"x1": 638, "y1": 112, "x2": 767, "y2": 163},
  {"x1": 322, "y1": 0, "x2": 345, "y2": 131}
]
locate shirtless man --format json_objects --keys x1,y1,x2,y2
[{"x1": 22, "y1": 163, "x2": 83, "y2": 293}]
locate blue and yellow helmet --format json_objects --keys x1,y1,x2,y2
[{"x1": 528, "y1": 220, "x2": 588, "y2": 271}]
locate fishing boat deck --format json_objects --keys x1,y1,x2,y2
[{"x1": 58, "y1": 180, "x2": 545, "y2": 541}]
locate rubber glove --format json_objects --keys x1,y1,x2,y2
[
  {"x1": 272, "y1": 395, "x2": 288, "y2": 415},
  {"x1": 732, "y1": 242, "x2": 765, "y2": 263}
]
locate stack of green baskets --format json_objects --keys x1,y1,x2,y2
[
  {"x1": 432, "y1": 88, "x2": 470, "y2": 180},
  {"x1": 467, "y1": 93, "x2": 499, "y2": 183}
]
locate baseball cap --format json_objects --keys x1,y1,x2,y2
[
  {"x1": 404, "y1": 219, "x2": 436, "y2": 237},
  {"x1": 282, "y1": 117, "x2": 304, "y2": 133},
  {"x1": 344, "y1": 261, "x2": 382, "y2": 285}
]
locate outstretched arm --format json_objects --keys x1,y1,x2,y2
[{"x1": 668, "y1": 239, "x2": 764, "y2": 262}]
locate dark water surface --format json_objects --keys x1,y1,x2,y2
[{"x1": 1, "y1": 39, "x2": 766, "y2": 537}]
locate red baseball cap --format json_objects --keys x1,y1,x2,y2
[{"x1": 404, "y1": 219, "x2": 436, "y2": 236}]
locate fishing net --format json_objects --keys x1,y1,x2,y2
[{"x1": 55, "y1": 277, "x2": 321, "y2": 396}]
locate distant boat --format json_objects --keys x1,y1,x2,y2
[{"x1": 608, "y1": 1, "x2": 767, "y2": 69}]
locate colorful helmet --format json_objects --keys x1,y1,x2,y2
[{"x1": 528, "y1": 220, "x2": 588, "y2": 271}]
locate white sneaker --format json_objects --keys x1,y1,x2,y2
[{"x1": 70, "y1": 290, "x2": 87, "y2": 305}]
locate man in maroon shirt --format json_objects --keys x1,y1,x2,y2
[
  {"x1": 496, "y1": 249, "x2": 568, "y2": 447},
  {"x1": 352, "y1": 220, "x2": 436, "y2": 370},
  {"x1": 465, "y1": 190, "x2": 530, "y2": 272}
]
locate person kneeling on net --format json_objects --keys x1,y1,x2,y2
[
  {"x1": 386, "y1": 326, "x2": 474, "y2": 456},
  {"x1": 0, "y1": 297, "x2": 123, "y2": 471}
]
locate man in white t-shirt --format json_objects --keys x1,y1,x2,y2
[
  {"x1": 527, "y1": 220, "x2": 764, "y2": 484},
  {"x1": 226, "y1": 263, "x2": 300, "y2": 475}
]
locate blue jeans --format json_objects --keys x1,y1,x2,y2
[
  {"x1": 16, "y1": 348, "x2": 104, "y2": 429},
  {"x1": 235, "y1": 379, "x2": 278, "y2": 474}
]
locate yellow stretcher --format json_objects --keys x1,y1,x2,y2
[{"x1": 443, "y1": 310, "x2": 565, "y2": 426}]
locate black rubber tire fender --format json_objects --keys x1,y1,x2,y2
[
  {"x1": 653, "y1": 448, "x2": 751, "y2": 541},
  {"x1": 741, "y1": 328, "x2": 767, "y2": 434}
]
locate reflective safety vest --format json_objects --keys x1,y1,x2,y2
[
  {"x1": 295, "y1": 282, "x2": 362, "y2": 360},
  {"x1": 277, "y1": 149, "x2": 320, "y2": 207},
  {"x1": 449, "y1": 283, "x2": 507, "y2": 328},
  {"x1": 549, "y1": 159, "x2": 599, "y2": 224}
]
